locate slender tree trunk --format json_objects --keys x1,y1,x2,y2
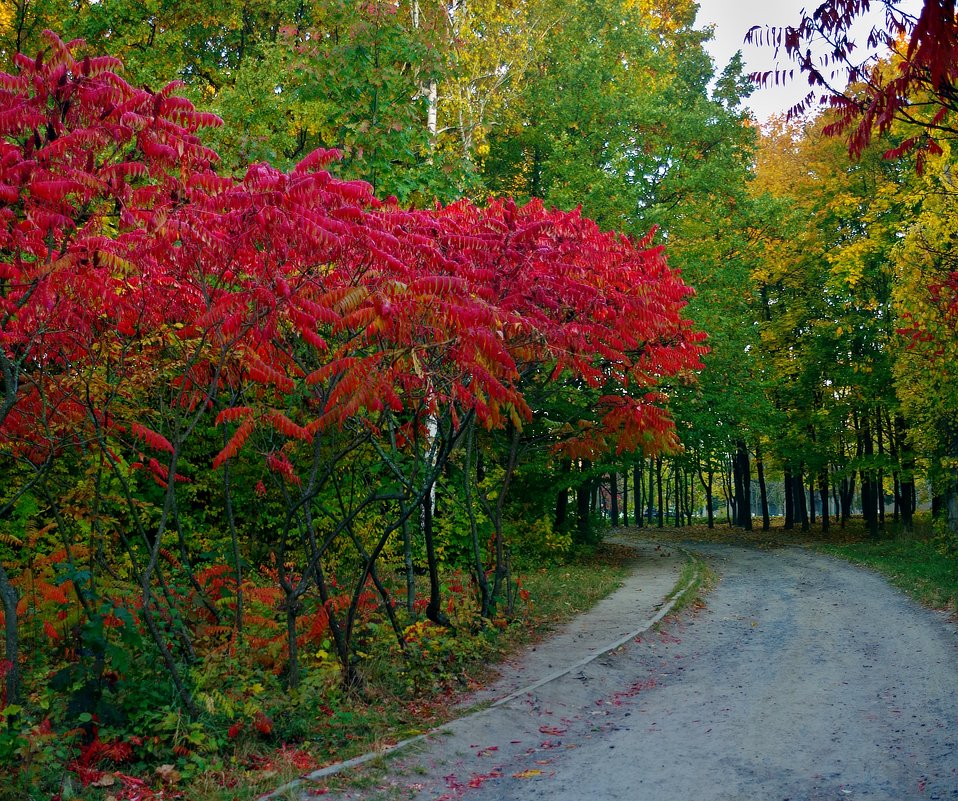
[
  {"x1": 285, "y1": 598, "x2": 301, "y2": 690},
  {"x1": 832, "y1": 472, "x2": 840, "y2": 523},
  {"x1": 819, "y1": 468, "x2": 830, "y2": 533},
  {"x1": 672, "y1": 464, "x2": 682, "y2": 528},
  {"x1": 423, "y1": 493, "x2": 447, "y2": 625},
  {"x1": 634, "y1": 462, "x2": 643, "y2": 526},
  {"x1": 706, "y1": 468, "x2": 714, "y2": 529},
  {"x1": 576, "y1": 478, "x2": 591, "y2": 540},
  {"x1": 647, "y1": 458, "x2": 655, "y2": 523},
  {"x1": 0, "y1": 563, "x2": 19, "y2": 708},
  {"x1": 576, "y1": 461, "x2": 592, "y2": 543},
  {"x1": 489, "y1": 426, "x2": 521, "y2": 608},
  {"x1": 554, "y1": 458, "x2": 571, "y2": 533},
  {"x1": 862, "y1": 412, "x2": 878, "y2": 538},
  {"x1": 892, "y1": 473, "x2": 901, "y2": 525},
  {"x1": 315, "y1": 559, "x2": 359, "y2": 688},
  {"x1": 784, "y1": 468, "x2": 794, "y2": 530},
  {"x1": 610, "y1": 472, "x2": 619, "y2": 526},
  {"x1": 793, "y1": 466, "x2": 809, "y2": 531},
  {"x1": 622, "y1": 468, "x2": 629, "y2": 525},
  {"x1": 656, "y1": 457, "x2": 664, "y2": 528},
  {"x1": 464, "y1": 423, "x2": 491, "y2": 616},
  {"x1": 221, "y1": 427, "x2": 244, "y2": 634},
  {"x1": 722, "y1": 456, "x2": 734, "y2": 527},
  {"x1": 665, "y1": 465, "x2": 673, "y2": 526},
  {"x1": 755, "y1": 443, "x2": 770, "y2": 531},
  {"x1": 808, "y1": 475, "x2": 816, "y2": 525},
  {"x1": 840, "y1": 474, "x2": 854, "y2": 527},
  {"x1": 896, "y1": 413, "x2": 915, "y2": 531},
  {"x1": 734, "y1": 441, "x2": 752, "y2": 530}
]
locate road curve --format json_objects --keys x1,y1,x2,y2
[{"x1": 312, "y1": 545, "x2": 958, "y2": 801}]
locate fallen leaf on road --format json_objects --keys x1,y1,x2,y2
[
  {"x1": 513, "y1": 769, "x2": 543, "y2": 779},
  {"x1": 468, "y1": 770, "x2": 502, "y2": 788},
  {"x1": 538, "y1": 725, "x2": 566, "y2": 735}
]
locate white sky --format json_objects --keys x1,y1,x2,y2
[{"x1": 695, "y1": 0, "x2": 922, "y2": 121}]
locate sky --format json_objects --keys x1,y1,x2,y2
[{"x1": 694, "y1": 0, "x2": 922, "y2": 122}]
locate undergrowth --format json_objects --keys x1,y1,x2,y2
[{"x1": 1, "y1": 544, "x2": 634, "y2": 801}]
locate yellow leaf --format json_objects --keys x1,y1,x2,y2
[{"x1": 512, "y1": 769, "x2": 542, "y2": 779}]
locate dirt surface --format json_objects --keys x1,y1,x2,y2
[{"x1": 296, "y1": 543, "x2": 958, "y2": 801}]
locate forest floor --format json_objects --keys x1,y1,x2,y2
[{"x1": 281, "y1": 529, "x2": 958, "y2": 801}]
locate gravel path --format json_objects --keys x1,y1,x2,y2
[{"x1": 300, "y1": 544, "x2": 958, "y2": 801}]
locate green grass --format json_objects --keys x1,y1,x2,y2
[
  {"x1": 662, "y1": 551, "x2": 714, "y2": 617},
  {"x1": 821, "y1": 535, "x2": 958, "y2": 613},
  {"x1": 516, "y1": 543, "x2": 634, "y2": 624},
  {"x1": 617, "y1": 517, "x2": 958, "y2": 616}
]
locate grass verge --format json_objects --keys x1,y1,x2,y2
[
  {"x1": 662, "y1": 550, "x2": 714, "y2": 617},
  {"x1": 819, "y1": 535, "x2": 958, "y2": 614},
  {"x1": 186, "y1": 544, "x2": 636, "y2": 801}
]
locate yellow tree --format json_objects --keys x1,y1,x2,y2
[
  {"x1": 891, "y1": 141, "x2": 958, "y2": 535},
  {"x1": 751, "y1": 112, "x2": 910, "y2": 534}
]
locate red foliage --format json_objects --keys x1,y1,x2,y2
[
  {"x1": 1, "y1": 32, "x2": 702, "y2": 479},
  {"x1": 253, "y1": 711, "x2": 274, "y2": 736},
  {"x1": 0, "y1": 33, "x2": 706, "y2": 726},
  {"x1": 747, "y1": 1, "x2": 958, "y2": 163}
]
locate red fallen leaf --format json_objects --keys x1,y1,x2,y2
[
  {"x1": 476, "y1": 745, "x2": 498, "y2": 756},
  {"x1": 467, "y1": 770, "x2": 502, "y2": 788},
  {"x1": 538, "y1": 725, "x2": 566, "y2": 735}
]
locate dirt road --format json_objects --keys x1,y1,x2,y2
[{"x1": 306, "y1": 545, "x2": 958, "y2": 801}]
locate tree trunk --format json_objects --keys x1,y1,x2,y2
[
  {"x1": 423, "y1": 492, "x2": 447, "y2": 625},
  {"x1": 861, "y1": 412, "x2": 879, "y2": 538},
  {"x1": 784, "y1": 468, "x2": 794, "y2": 530},
  {"x1": 877, "y1": 409, "x2": 886, "y2": 528},
  {"x1": 818, "y1": 468, "x2": 830, "y2": 533},
  {"x1": 464, "y1": 423, "x2": 491, "y2": 616},
  {"x1": 755, "y1": 442, "x2": 770, "y2": 531},
  {"x1": 610, "y1": 472, "x2": 619, "y2": 526},
  {"x1": 647, "y1": 458, "x2": 655, "y2": 523},
  {"x1": 840, "y1": 474, "x2": 855, "y2": 527},
  {"x1": 656, "y1": 457, "x2": 664, "y2": 528},
  {"x1": 622, "y1": 468, "x2": 629, "y2": 525},
  {"x1": 722, "y1": 456, "x2": 734, "y2": 527},
  {"x1": 808, "y1": 475, "x2": 816, "y2": 525},
  {"x1": 672, "y1": 464, "x2": 682, "y2": 528},
  {"x1": 576, "y1": 462, "x2": 592, "y2": 543},
  {"x1": 634, "y1": 463, "x2": 643, "y2": 526},
  {"x1": 734, "y1": 440, "x2": 752, "y2": 530},
  {"x1": 0, "y1": 563, "x2": 19, "y2": 709},
  {"x1": 705, "y1": 467, "x2": 714, "y2": 529},
  {"x1": 793, "y1": 466, "x2": 809, "y2": 532},
  {"x1": 941, "y1": 416, "x2": 958, "y2": 536},
  {"x1": 896, "y1": 413, "x2": 915, "y2": 531},
  {"x1": 285, "y1": 599, "x2": 301, "y2": 690},
  {"x1": 554, "y1": 458, "x2": 571, "y2": 533}
]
